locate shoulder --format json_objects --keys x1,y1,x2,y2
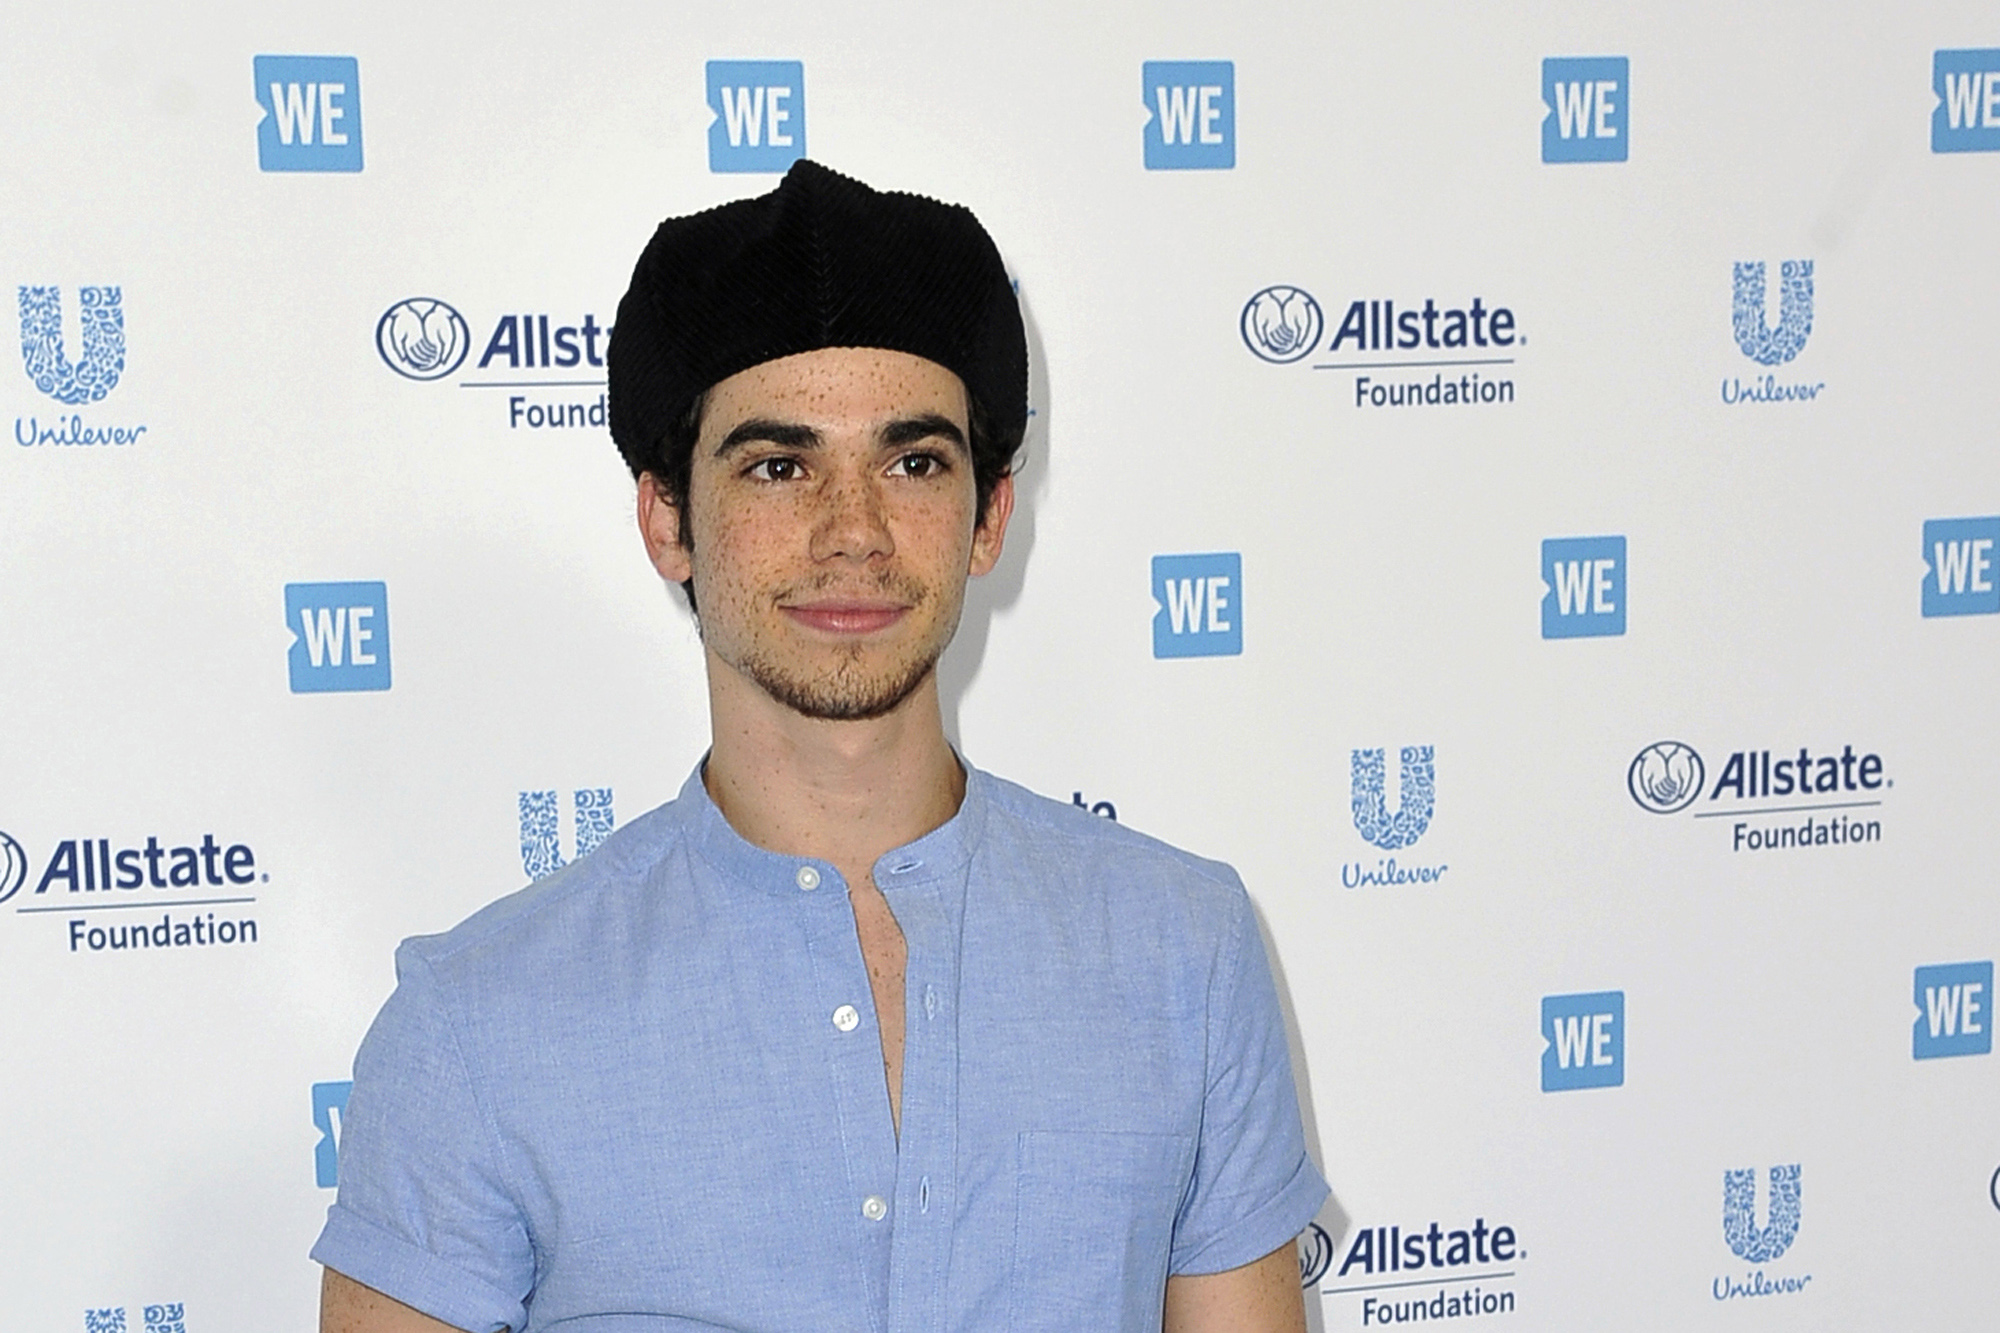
[
  {"x1": 393, "y1": 794, "x2": 689, "y2": 983},
  {"x1": 972, "y1": 769, "x2": 1252, "y2": 933}
]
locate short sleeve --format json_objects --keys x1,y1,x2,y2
[
  {"x1": 311, "y1": 943, "x2": 533, "y2": 1333},
  {"x1": 1168, "y1": 889, "x2": 1330, "y2": 1275}
]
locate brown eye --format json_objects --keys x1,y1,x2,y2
[
  {"x1": 749, "y1": 457, "x2": 800, "y2": 481},
  {"x1": 897, "y1": 452, "x2": 943, "y2": 478}
]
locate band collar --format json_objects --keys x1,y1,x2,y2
[{"x1": 683, "y1": 754, "x2": 988, "y2": 898}]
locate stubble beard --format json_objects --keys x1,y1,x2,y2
[
  {"x1": 720, "y1": 574, "x2": 962, "y2": 723},
  {"x1": 741, "y1": 641, "x2": 944, "y2": 721}
]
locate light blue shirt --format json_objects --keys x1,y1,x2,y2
[{"x1": 313, "y1": 763, "x2": 1327, "y2": 1333}]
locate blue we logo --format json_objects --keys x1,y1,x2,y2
[
  {"x1": 1152, "y1": 552, "x2": 1241, "y2": 657},
  {"x1": 1933, "y1": 49, "x2": 2000, "y2": 153},
  {"x1": 286, "y1": 582, "x2": 390, "y2": 693},
  {"x1": 255, "y1": 56, "x2": 362, "y2": 172},
  {"x1": 1913, "y1": 961, "x2": 1991, "y2": 1059},
  {"x1": 1542, "y1": 535, "x2": 1625, "y2": 638},
  {"x1": 1542, "y1": 57, "x2": 1628, "y2": 162},
  {"x1": 1143, "y1": 62, "x2": 1234, "y2": 170},
  {"x1": 707, "y1": 61, "x2": 806, "y2": 172},
  {"x1": 1922, "y1": 517, "x2": 1999, "y2": 617},
  {"x1": 312, "y1": 1080, "x2": 352, "y2": 1188},
  {"x1": 1542, "y1": 990, "x2": 1624, "y2": 1091}
]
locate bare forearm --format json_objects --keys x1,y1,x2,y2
[
  {"x1": 320, "y1": 1267, "x2": 480, "y2": 1333},
  {"x1": 1163, "y1": 1240, "x2": 1307, "y2": 1333}
]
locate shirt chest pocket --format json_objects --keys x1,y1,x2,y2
[{"x1": 1007, "y1": 1129, "x2": 1195, "y2": 1333}]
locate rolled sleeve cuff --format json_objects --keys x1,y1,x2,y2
[
  {"x1": 1169, "y1": 1152, "x2": 1331, "y2": 1278},
  {"x1": 312, "y1": 1204, "x2": 526, "y2": 1333}
]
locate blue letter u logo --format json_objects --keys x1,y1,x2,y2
[
  {"x1": 18, "y1": 285, "x2": 125, "y2": 404},
  {"x1": 1722, "y1": 1164, "x2": 1801, "y2": 1262},
  {"x1": 519, "y1": 788, "x2": 614, "y2": 881},
  {"x1": 1352, "y1": 746, "x2": 1434, "y2": 850},
  {"x1": 1731, "y1": 261, "x2": 1812, "y2": 366}
]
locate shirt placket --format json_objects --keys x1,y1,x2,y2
[
  {"x1": 880, "y1": 860, "x2": 966, "y2": 1333},
  {"x1": 796, "y1": 860, "x2": 901, "y2": 1333}
]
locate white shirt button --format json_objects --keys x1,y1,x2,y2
[
  {"x1": 862, "y1": 1195, "x2": 888, "y2": 1221},
  {"x1": 795, "y1": 865, "x2": 821, "y2": 891},
  {"x1": 832, "y1": 1004, "x2": 860, "y2": 1032}
]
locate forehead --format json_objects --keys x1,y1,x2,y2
[{"x1": 702, "y1": 347, "x2": 968, "y2": 432}]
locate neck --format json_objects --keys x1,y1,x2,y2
[{"x1": 701, "y1": 652, "x2": 965, "y2": 881}]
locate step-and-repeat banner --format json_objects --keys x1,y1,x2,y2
[{"x1": 4, "y1": 2, "x2": 1996, "y2": 1329}]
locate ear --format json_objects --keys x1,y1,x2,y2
[
  {"x1": 968, "y1": 472, "x2": 1015, "y2": 578},
  {"x1": 637, "y1": 474, "x2": 694, "y2": 585}
]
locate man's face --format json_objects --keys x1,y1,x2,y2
[{"x1": 642, "y1": 346, "x2": 1011, "y2": 722}]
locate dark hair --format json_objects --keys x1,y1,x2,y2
[{"x1": 636, "y1": 389, "x2": 1022, "y2": 614}]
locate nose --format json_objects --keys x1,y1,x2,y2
[{"x1": 809, "y1": 466, "x2": 894, "y2": 564}]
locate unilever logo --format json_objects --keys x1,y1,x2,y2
[
  {"x1": 85, "y1": 1305, "x2": 185, "y2": 1333},
  {"x1": 19, "y1": 286, "x2": 124, "y2": 404},
  {"x1": 1723, "y1": 1165, "x2": 1801, "y2": 1263},
  {"x1": 520, "y1": 788, "x2": 614, "y2": 882},
  {"x1": 1628, "y1": 741, "x2": 1703, "y2": 814},
  {"x1": 1297, "y1": 1222, "x2": 1334, "y2": 1288},
  {"x1": 1731, "y1": 261, "x2": 1813, "y2": 366},
  {"x1": 1352, "y1": 746, "x2": 1434, "y2": 849},
  {"x1": 376, "y1": 298, "x2": 470, "y2": 381},
  {"x1": 1240, "y1": 286, "x2": 1323, "y2": 364},
  {"x1": 0, "y1": 830, "x2": 26, "y2": 905}
]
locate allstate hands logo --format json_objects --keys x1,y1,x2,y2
[
  {"x1": 1723, "y1": 1165, "x2": 1801, "y2": 1263},
  {"x1": 1297, "y1": 1222, "x2": 1335, "y2": 1288},
  {"x1": 1352, "y1": 746, "x2": 1434, "y2": 849},
  {"x1": 1732, "y1": 261, "x2": 1813, "y2": 366},
  {"x1": 19, "y1": 286, "x2": 124, "y2": 403},
  {"x1": 1240, "y1": 286, "x2": 1322, "y2": 363},
  {"x1": 375, "y1": 298, "x2": 469, "y2": 380},
  {"x1": 0, "y1": 831, "x2": 26, "y2": 905},
  {"x1": 1628, "y1": 741, "x2": 1703, "y2": 814}
]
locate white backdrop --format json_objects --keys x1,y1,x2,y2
[{"x1": 3, "y1": 2, "x2": 1997, "y2": 1329}]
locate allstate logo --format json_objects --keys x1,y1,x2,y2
[
  {"x1": 1628, "y1": 741, "x2": 1704, "y2": 814},
  {"x1": 1353, "y1": 746, "x2": 1434, "y2": 849},
  {"x1": 1723, "y1": 1165, "x2": 1801, "y2": 1263},
  {"x1": 1240, "y1": 286, "x2": 1323, "y2": 364},
  {"x1": 1732, "y1": 261, "x2": 1813, "y2": 366},
  {"x1": 0, "y1": 830, "x2": 26, "y2": 905},
  {"x1": 1298, "y1": 1221, "x2": 1335, "y2": 1288},
  {"x1": 375, "y1": 298, "x2": 469, "y2": 380},
  {"x1": 19, "y1": 286, "x2": 125, "y2": 404}
]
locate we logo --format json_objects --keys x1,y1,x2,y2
[
  {"x1": 1542, "y1": 57, "x2": 1628, "y2": 162},
  {"x1": 1921, "y1": 516, "x2": 1999, "y2": 618},
  {"x1": 707, "y1": 61, "x2": 806, "y2": 172},
  {"x1": 254, "y1": 55, "x2": 362, "y2": 172},
  {"x1": 313, "y1": 1080, "x2": 352, "y2": 1188},
  {"x1": 1541, "y1": 990, "x2": 1624, "y2": 1091},
  {"x1": 1152, "y1": 552, "x2": 1242, "y2": 658},
  {"x1": 1143, "y1": 62, "x2": 1234, "y2": 170},
  {"x1": 286, "y1": 581, "x2": 390, "y2": 693},
  {"x1": 1542, "y1": 535, "x2": 1626, "y2": 638},
  {"x1": 1913, "y1": 961, "x2": 1992, "y2": 1060}
]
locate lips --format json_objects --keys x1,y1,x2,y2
[{"x1": 780, "y1": 600, "x2": 910, "y2": 635}]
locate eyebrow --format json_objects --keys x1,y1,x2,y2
[
  {"x1": 714, "y1": 419, "x2": 819, "y2": 457},
  {"x1": 713, "y1": 412, "x2": 968, "y2": 458}
]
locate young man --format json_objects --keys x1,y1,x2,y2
[{"x1": 315, "y1": 161, "x2": 1327, "y2": 1333}]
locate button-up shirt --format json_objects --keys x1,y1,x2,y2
[{"x1": 312, "y1": 763, "x2": 1328, "y2": 1332}]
